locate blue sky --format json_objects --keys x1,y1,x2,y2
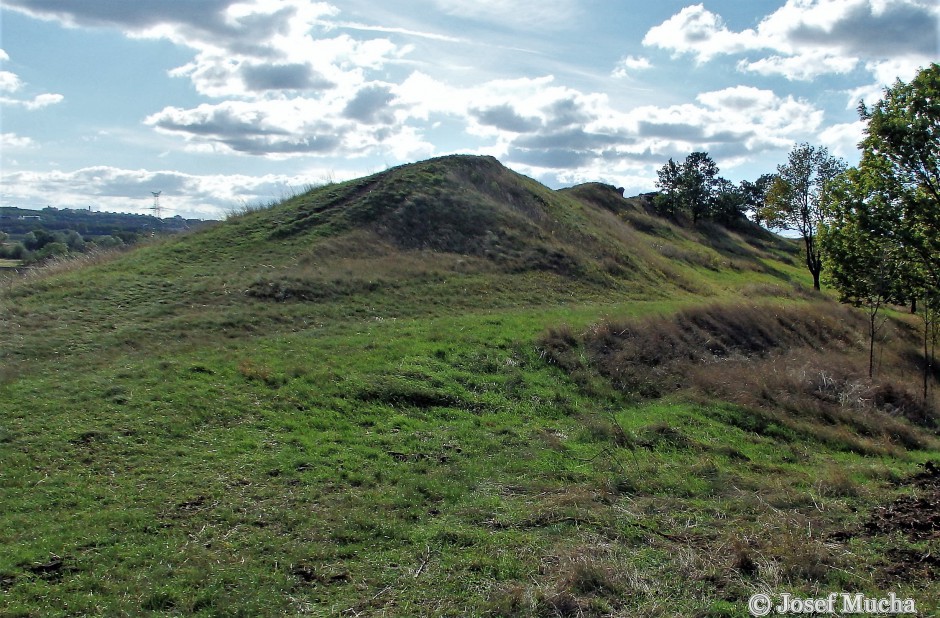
[{"x1": 1, "y1": 0, "x2": 937, "y2": 219}]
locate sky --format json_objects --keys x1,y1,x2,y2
[{"x1": 0, "y1": 0, "x2": 938, "y2": 220}]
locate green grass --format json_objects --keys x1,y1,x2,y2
[{"x1": 1, "y1": 156, "x2": 937, "y2": 616}]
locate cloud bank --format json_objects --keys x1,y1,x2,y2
[{"x1": 2, "y1": 0, "x2": 935, "y2": 217}]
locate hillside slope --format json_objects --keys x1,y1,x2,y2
[
  {"x1": 1, "y1": 155, "x2": 802, "y2": 368},
  {"x1": 1, "y1": 155, "x2": 937, "y2": 617}
]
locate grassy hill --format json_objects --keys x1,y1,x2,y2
[{"x1": 1, "y1": 155, "x2": 937, "y2": 617}]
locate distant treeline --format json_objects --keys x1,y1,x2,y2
[
  {"x1": 0, "y1": 206, "x2": 216, "y2": 265},
  {"x1": 0, "y1": 206, "x2": 211, "y2": 237}
]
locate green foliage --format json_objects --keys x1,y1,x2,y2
[
  {"x1": 655, "y1": 152, "x2": 753, "y2": 225},
  {"x1": 857, "y1": 62, "x2": 940, "y2": 293},
  {"x1": 822, "y1": 166, "x2": 906, "y2": 307},
  {"x1": 712, "y1": 177, "x2": 746, "y2": 224},
  {"x1": 655, "y1": 157, "x2": 684, "y2": 218},
  {"x1": 822, "y1": 167, "x2": 906, "y2": 377},
  {"x1": 0, "y1": 241, "x2": 26, "y2": 260},
  {"x1": 22, "y1": 229, "x2": 54, "y2": 251},
  {"x1": 741, "y1": 173, "x2": 776, "y2": 223},
  {"x1": 655, "y1": 152, "x2": 724, "y2": 223},
  {"x1": 684, "y1": 152, "x2": 722, "y2": 224},
  {"x1": 759, "y1": 143, "x2": 846, "y2": 290},
  {"x1": 827, "y1": 63, "x2": 940, "y2": 393},
  {"x1": 1, "y1": 206, "x2": 205, "y2": 267}
]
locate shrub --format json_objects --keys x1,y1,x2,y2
[{"x1": 538, "y1": 324, "x2": 582, "y2": 372}]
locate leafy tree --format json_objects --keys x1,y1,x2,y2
[
  {"x1": 0, "y1": 239, "x2": 26, "y2": 260},
  {"x1": 682, "y1": 152, "x2": 722, "y2": 224},
  {"x1": 92, "y1": 235, "x2": 125, "y2": 249},
  {"x1": 6, "y1": 243, "x2": 26, "y2": 260},
  {"x1": 654, "y1": 158, "x2": 683, "y2": 218},
  {"x1": 858, "y1": 63, "x2": 940, "y2": 294},
  {"x1": 822, "y1": 166, "x2": 906, "y2": 378},
  {"x1": 759, "y1": 143, "x2": 846, "y2": 290},
  {"x1": 25, "y1": 241, "x2": 69, "y2": 265},
  {"x1": 711, "y1": 178, "x2": 746, "y2": 224},
  {"x1": 856, "y1": 63, "x2": 940, "y2": 399},
  {"x1": 22, "y1": 229, "x2": 55, "y2": 251},
  {"x1": 63, "y1": 229, "x2": 86, "y2": 251},
  {"x1": 741, "y1": 173, "x2": 776, "y2": 224},
  {"x1": 654, "y1": 152, "x2": 723, "y2": 224}
]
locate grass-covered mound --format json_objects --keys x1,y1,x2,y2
[{"x1": 1, "y1": 155, "x2": 937, "y2": 616}]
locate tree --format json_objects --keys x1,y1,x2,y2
[
  {"x1": 859, "y1": 63, "x2": 940, "y2": 292},
  {"x1": 741, "y1": 173, "x2": 776, "y2": 224},
  {"x1": 26, "y1": 241, "x2": 69, "y2": 265},
  {"x1": 857, "y1": 63, "x2": 940, "y2": 399},
  {"x1": 654, "y1": 158, "x2": 683, "y2": 218},
  {"x1": 4, "y1": 243, "x2": 26, "y2": 260},
  {"x1": 22, "y1": 229, "x2": 55, "y2": 251},
  {"x1": 822, "y1": 166, "x2": 906, "y2": 378},
  {"x1": 654, "y1": 152, "x2": 722, "y2": 224},
  {"x1": 711, "y1": 178, "x2": 746, "y2": 224},
  {"x1": 63, "y1": 229, "x2": 86, "y2": 252},
  {"x1": 759, "y1": 143, "x2": 846, "y2": 290},
  {"x1": 682, "y1": 152, "x2": 722, "y2": 224}
]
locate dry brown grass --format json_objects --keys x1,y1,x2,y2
[
  {"x1": 0, "y1": 247, "x2": 126, "y2": 293},
  {"x1": 540, "y1": 301, "x2": 939, "y2": 455}
]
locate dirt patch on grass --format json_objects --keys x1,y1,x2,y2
[
  {"x1": 864, "y1": 461, "x2": 940, "y2": 541},
  {"x1": 828, "y1": 461, "x2": 940, "y2": 584}
]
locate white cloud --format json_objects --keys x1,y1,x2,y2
[
  {"x1": 0, "y1": 49, "x2": 10, "y2": 61},
  {"x1": 325, "y1": 20, "x2": 463, "y2": 43},
  {"x1": 755, "y1": 0, "x2": 937, "y2": 56},
  {"x1": 0, "y1": 92, "x2": 65, "y2": 110},
  {"x1": 396, "y1": 70, "x2": 826, "y2": 176},
  {"x1": 864, "y1": 55, "x2": 932, "y2": 84},
  {"x1": 0, "y1": 70, "x2": 22, "y2": 93},
  {"x1": 643, "y1": 4, "x2": 760, "y2": 62},
  {"x1": 164, "y1": 26, "x2": 404, "y2": 99},
  {"x1": 694, "y1": 85, "x2": 778, "y2": 111},
  {"x1": 25, "y1": 93, "x2": 65, "y2": 110},
  {"x1": 624, "y1": 86, "x2": 822, "y2": 157},
  {"x1": 145, "y1": 84, "x2": 432, "y2": 161},
  {"x1": 612, "y1": 55, "x2": 652, "y2": 79},
  {"x1": 819, "y1": 120, "x2": 866, "y2": 158},
  {"x1": 5, "y1": 0, "x2": 408, "y2": 104},
  {"x1": 0, "y1": 51, "x2": 63, "y2": 109},
  {"x1": 0, "y1": 165, "x2": 362, "y2": 219},
  {"x1": 644, "y1": 0, "x2": 939, "y2": 82},
  {"x1": 0, "y1": 133, "x2": 35, "y2": 148},
  {"x1": 738, "y1": 51, "x2": 858, "y2": 81},
  {"x1": 846, "y1": 55, "x2": 933, "y2": 108},
  {"x1": 142, "y1": 50, "x2": 827, "y2": 179}
]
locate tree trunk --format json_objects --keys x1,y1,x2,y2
[
  {"x1": 804, "y1": 234, "x2": 822, "y2": 291},
  {"x1": 924, "y1": 298, "x2": 930, "y2": 403}
]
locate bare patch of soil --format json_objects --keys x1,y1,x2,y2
[{"x1": 864, "y1": 461, "x2": 940, "y2": 541}]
